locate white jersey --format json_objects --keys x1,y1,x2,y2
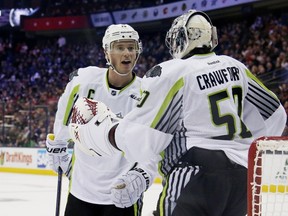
[
  {"x1": 115, "y1": 52, "x2": 286, "y2": 176},
  {"x1": 53, "y1": 66, "x2": 155, "y2": 204}
]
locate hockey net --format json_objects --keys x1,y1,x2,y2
[{"x1": 248, "y1": 136, "x2": 288, "y2": 216}]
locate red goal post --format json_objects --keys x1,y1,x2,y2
[{"x1": 248, "y1": 136, "x2": 288, "y2": 216}]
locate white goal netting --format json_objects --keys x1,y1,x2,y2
[{"x1": 248, "y1": 137, "x2": 288, "y2": 216}]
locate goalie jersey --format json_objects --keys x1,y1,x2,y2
[
  {"x1": 115, "y1": 52, "x2": 286, "y2": 177},
  {"x1": 53, "y1": 66, "x2": 155, "y2": 204}
]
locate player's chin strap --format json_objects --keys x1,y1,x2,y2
[
  {"x1": 105, "y1": 52, "x2": 140, "y2": 77},
  {"x1": 106, "y1": 62, "x2": 130, "y2": 77}
]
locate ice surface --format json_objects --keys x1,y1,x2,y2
[{"x1": 0, "y1": 172, "x2": 162, "y2": 216}]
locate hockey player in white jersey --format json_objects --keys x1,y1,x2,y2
[
  {"x1": 68, "y1": 10, "x2": 287, "y2": 216},
  {"x1": 46, "y1": 24, "x2": 156, "y2": 216}
]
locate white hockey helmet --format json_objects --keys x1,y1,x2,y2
[
  {"x1": 165, "y1": 10, "x2": 218, "y2": 59},
  {"x1": 102, "y1": 24, "x2": 142, "y2": 53}
]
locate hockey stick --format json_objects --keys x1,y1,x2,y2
[{"x1": 55, "y1": 167, "x2": 63, "y2": 216}]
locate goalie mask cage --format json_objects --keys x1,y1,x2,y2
[{"x1": 248, "y1": 136, "x2": 288, "y2": 216}]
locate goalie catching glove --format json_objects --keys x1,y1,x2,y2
[
  {"x1": 68, "y1": 97, "x2": 120, "y2": 157},
  {"x1": 46, "y1": 134, "x2": 71, "y2": 177},
  {"x1": 111, "y1": 166, "x2": 152, "y2": 208}
]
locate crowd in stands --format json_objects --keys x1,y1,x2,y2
[
  {"x1": 31, "y1": 0, "x2": 165, "y2": 17},
  {"x1": 0, "y1": 0, "x2": 164, "y2": 11},
  {"x1": 0, "y1": 11, "x2": 288, "y2": 147}
]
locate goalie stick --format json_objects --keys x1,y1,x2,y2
[{"x1": 55, "y1": 167, "x2": 63, "y2": 216}]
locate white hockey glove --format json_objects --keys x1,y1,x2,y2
[
  {"x1": 68, "y1": 97, "x2": 120, "y2": 157},
  {"x1": 46, "y1": 134, "x2": 71, "y2": 176},
  {"x1": 111, "y1": 167, "x2": 152, "y2": 208}
]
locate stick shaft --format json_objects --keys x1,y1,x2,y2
[{"x1": 55, "y1": 167, "x2": 63, "y2": 216}]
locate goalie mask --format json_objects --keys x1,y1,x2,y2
[
  {"x1": 165, "y1": 10, "x2": 218, "y2": 59},
  {"x1": 102, "y1": 24, "x2": 142, "y2": 76}
]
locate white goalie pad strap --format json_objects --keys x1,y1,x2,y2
[
  {"x1": 115, "y1": 119, "x2": 173, "y2": 163},
  {"x1": 69, "y1": 114, "x2": 119, "y2": 157}
]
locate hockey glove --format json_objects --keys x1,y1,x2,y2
[
  {"x1": 68, "y1": 99, "x2": 120, "y2": 157},
  {"x1": 46, "y1": 134, "x2": 71, "y2": 176},
  {"x1": 111, "y1": 167, "x2": 152, "y2": 208}
]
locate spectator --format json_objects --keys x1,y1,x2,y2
[{"x1": 1, "y1": 11, "x2": 288, "y2": 146}]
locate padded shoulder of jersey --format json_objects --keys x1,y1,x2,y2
[
  {"x1": 145, "y1": 58, "x2": 183, "y2": 80},
  {"x1": 69, "y1": 66, "x2": 107, "y2": 83}
]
